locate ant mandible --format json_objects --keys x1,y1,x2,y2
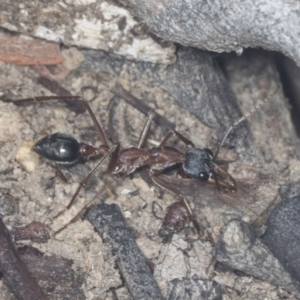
[{"x1": 2, "y1": 86, "x2": 279, "y2": 237}]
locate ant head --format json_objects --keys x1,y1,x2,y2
[
  {"x1": 182, "y1": 148, "x2": 213, "y2": 181},
  {"x1": 158, "y1": 227, "x2": 173, "y2": 242}
]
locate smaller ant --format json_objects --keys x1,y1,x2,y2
[
  {"x1": 155, "y1": 199, "x2": 216, "y2": 243},
  {"x1": 154, "y1": 201, "x2": 192, "y2": 242},
  {"x1": 2, "y1": 86, "x2": 279, "y2": 237}
]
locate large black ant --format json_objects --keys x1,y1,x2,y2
[{"x1": 1, "y1": 86, "x2": 279, "y2": 237}]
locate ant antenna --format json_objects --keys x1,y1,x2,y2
[
  {"x1": 137, "y1": 111, "x2": 154, "y2": 149},
  {"x1": 213, "y1": 86, "x2": 280, "y2": 160}
]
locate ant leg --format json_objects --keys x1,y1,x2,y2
[
  {"x1": 152, "y1": 201, "x2": 164, "y2": 220},
  {"x1": 48, "y1": 163, "x2": 68, "y2": 183},
  {"x1": 209, "y1": 175, "x2": 223, "y2": 193},
  {"x1": 53, "y1": 144, "x2": 119, "y2": 219},
  {"x1": 2, "y1": 95, "x2": 109, "y2": 146},
  {"x1": 211, "y1": 164, "x2": 237, "y2": 192},
  {"x1": 159, "y1": 130, "x2": 195, "y2": 148},
  {"x1": 107, "y1": 144, "x2": 120, "y2": 172},
  {"x1": 210, "y1": 169, "x2": 259, "y2": 218},
  {"x1": 137, "y1": 111, "x2": 154, "y2": 149},
  {"x1": 149, "y1": 172, "x2": 203, "y2": 237},
  {"x1": 208, "y1": 170, "x2": 260, "y2": 219},
  {"x1": 52, "y1": 175, "x2": 119, "y2": 237},
  {"x1": 210, "y1": 173, "x2": 236, "y2": 193}
]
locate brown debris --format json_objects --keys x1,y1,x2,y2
[
  {"x1": 0, "y1": 32, "x2": 64, "y2": 65},
  {"x1": 111, "y1": 83, "x2": 175, "y2": 133},
  {"x1": 11, "y1": 221, "x2": 50, "y2": 243}
]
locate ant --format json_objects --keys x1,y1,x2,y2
[
  {"x1": 1, "y1": 86, "x2": 279, "y2": 237},
  {"x1": 153, "y1": 200, "x2": 193, "y2": 242}
]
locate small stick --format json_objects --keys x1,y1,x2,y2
[
  {"x1": 0, "y1": 218, "x2": 47, "y2": 300},
  {"x1": 38, "y1": 77, "x2": 71, "y2": 97},
  {"x1": 85, "y1": 203, "x2": 164, "y2": 300},
  {"x1": 111, "y1": 83, "x2": 175, "y2": 132},
  {"x1": 37, "y1": 76, "x2": 86, "y2": 115}
]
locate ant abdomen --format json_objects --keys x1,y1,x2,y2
[{"x1": 32, "y1": 132, "x2": 81, "y2": 165}]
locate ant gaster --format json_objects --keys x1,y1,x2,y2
[{"x1": 2, "y1": 87, "x2": 279, "y2": 236}]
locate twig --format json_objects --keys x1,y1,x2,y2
[
  {"x1": 37, "y1": 76, "x2": 86, "y2": 114},
  {"x1": 111, "y1": 83, "x2": 175, "y2": 132},
  {"x1": 85, "y1": 203, "x2": 164, "y2": 300}
]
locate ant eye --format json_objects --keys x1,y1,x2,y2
[{"x1": 198, "y1": 172, "x2": 209, "y2": 181}]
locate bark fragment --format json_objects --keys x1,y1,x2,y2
[
  {"x1": 0, "y1": 218, "x2": 46, "y2": 300},
  {"x1": 85, "y1": 203, "x2": 164, "y2": 300}
]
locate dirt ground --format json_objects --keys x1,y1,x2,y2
[{"x1": 1, "y1": 45, "x2": 300, "y2": 299}]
